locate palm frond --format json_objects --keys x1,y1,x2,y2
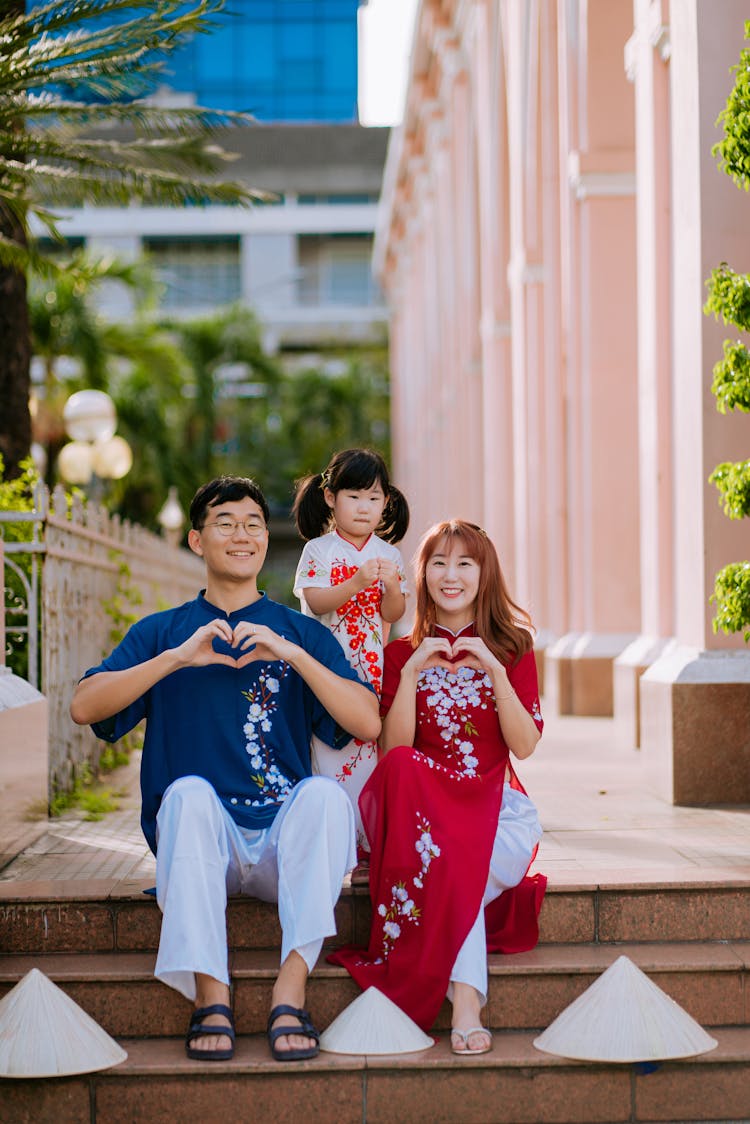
[
  {"x1": 3, "y1": 52, "x2": 161, "y2": 101},
  {"x1": 17, "y1": 95, "x2": 254, "y2": 136},
  {"x1": 0, "y1": 0, "x2": 263, "y2": 278},
  {"x1": 0, "y1": 229, "x2": 72, "y2": 276},
  {"x1": 0, "y1": 1, "x2": 227, "y2": 101},
  {"x1": 3, "y1": 158, "x2": 256, "y2": 209},
  {"x1": 14, "y1": 0, "x2": 223, "y2": 39},
  {"x1": 9, "y1": 132, "x2": 250, "y2": 179},
  {"x1": 4, "y1": 0, "x2": 223, "y2": 46}
]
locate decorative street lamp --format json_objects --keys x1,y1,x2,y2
[
  {"x1": 62, "y1": 390, "x2": 116, "y2": 444},
  {"x1": 57, "y1": 440, "x2": 95, "y2": 485},
  {"x1": 157, "y1": 486, "x2": 185, "y2": 548},
  {"x1": 58, "y1": 390, "x2": 132, "y2": 495},
  {"x1": 91, "y1": 436, "x2": 133, "y2": 481}
]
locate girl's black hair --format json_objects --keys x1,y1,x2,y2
[{"x1": 292, "y1": 448, "x2": 410, "y2": 544}]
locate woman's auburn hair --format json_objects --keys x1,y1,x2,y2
[{"x1": 410, "y1": 520, "x2": 534, "y2": 665}]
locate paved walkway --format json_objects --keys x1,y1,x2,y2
[{"x1": 1, "y1": 714, "x2": 749, "y2": 896}]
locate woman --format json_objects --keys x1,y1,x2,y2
[{"x1": 329, "y1": 520, "x2": 546, "y2": 1054}]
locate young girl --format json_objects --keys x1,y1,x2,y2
[
  {"x1": 292, "y1": 449, "x2": 410, "y2": 851},
  {"x1": 329, "y1": 520, "x2": 545, "y2": 1053}
]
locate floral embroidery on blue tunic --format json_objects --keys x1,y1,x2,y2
[{"x1": 228, "y1": 662, "x2": 295, "y2": 808}]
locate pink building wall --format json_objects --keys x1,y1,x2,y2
[{"x1": 377, "y1": 0, "x2": 750, "y2": 803}]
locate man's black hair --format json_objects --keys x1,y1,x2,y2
[{"x1": 189, "y1": 476, "x2": 270, "y2": 529}]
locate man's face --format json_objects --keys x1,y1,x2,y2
[{"x1": 188, "y1": 496, "x2": 269, "y2": 583}]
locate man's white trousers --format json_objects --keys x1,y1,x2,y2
[{"x1": 154, "y1": 774, "x2": 356, "y2": 1000}]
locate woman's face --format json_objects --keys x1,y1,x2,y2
[{"x1": 425, "y1": 536, "x2": 481, "y2": 624}]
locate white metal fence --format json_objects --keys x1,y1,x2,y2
[{"x1": 1, "y1": 482, "x2": 204, "y2": 796}]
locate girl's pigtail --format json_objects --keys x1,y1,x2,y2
[
  {"x1": 293, "y1": 473, "x2": 332, "y2": 540},
  {"x1": 378, "y1": 484, "x2": 410, "y2": 543}
]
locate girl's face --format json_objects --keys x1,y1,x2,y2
[
  {"x1": 425, "y1": 536, "x2": 481, "y2": 626},
  {"x1": 325, "y1": 481, "x2": 387, "y2": 547}
]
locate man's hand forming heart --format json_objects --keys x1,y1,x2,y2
[{"x1": 172, "y1": 620, "x2": 295, "y2": 670}]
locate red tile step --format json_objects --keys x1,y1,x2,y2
[
  {"x1": 1, "y1": 942, "x2": 748, "y2": 1038},
  {"x1": 2, "y1": 881, "x2": 750, "y2": 955},
  {"x1": 2, "y1": 1028, "x2": 750, "y2": 1124}
]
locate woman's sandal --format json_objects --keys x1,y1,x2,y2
[
  {"x1": 267, "y1": 1003, "x2": 320, "y2": 1061},
  {"x1": 185, "y1": 1003, "x2": 236, "y2": 1061},
  {"x1": 450, "y1": 1026, "x2": 493, "y2": 1056}
]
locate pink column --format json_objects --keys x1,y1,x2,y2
[
  {"x1": 640, "y1": 0, "x2": 750, "y2": 803},
  {"x1": 613, "y1": 0, "x2": 675, "y2": 746},
  {"x1": 544, "y1": 0, "x2": 641, "y2": 716},
  {"x1": 467, "y1": 1, "x2": 516, "y2": 571},
  {"x1": 501, "y1": 0, "x2": 568, "y2": 657},
  {"x1": 448, "y1": 70, "x2": 484, "y2": 523}
]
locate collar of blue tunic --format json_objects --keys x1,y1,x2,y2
[{"x1": 196, "y1": 589, "x2": 267, "y2": 620}]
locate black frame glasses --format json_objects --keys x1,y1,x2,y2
[{"x1": 201, "y1": 519, "x2": 267, "y2": 538}]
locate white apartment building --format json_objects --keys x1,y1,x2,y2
[{"x1": 40, "y1": 123, "x2": 389, "y2": 354}]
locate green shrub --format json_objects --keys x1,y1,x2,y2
[{"x1": 711, "y1": 561, "x2": 750, "y2": 640}]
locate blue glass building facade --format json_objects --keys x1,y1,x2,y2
[
  {"x1": 163, "y1": 1, "x2": 362, "y2": 120},
  {"x1": 32, "y1": 0, "x2": 362, "y2": 119}
]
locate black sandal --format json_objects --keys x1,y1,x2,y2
[
  {"x1": 267, "y1": 1003, "x2": 320, "y2": 1061},
  {"x1": 185, "y1": 1003, "x2": 236, "y2": 1061}
]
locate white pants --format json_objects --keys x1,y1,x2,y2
[
  {"x1": 154, "y1": 774, "x2": 356, "y2": 1000},
  {"x1": 311, "y1": 733, "x2": 377, "y2": 853},
  {"x1": 448, "y1": 784, "x2": 543, "y2": 1006}
]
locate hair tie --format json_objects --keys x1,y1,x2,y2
[{"x1": 319, "y1": 470, "x2": 330, "y2": 489}]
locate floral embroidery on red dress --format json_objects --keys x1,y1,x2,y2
[
  {"x1": 419, "y1": 665, "x2": 495, "y2": 778},
  {"x1": 372, "y1": 813, "x2": 441, "y2": 961}
]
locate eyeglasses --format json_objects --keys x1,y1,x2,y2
[{"x1": 201, "y1": 518, "x2": 268, "y2": 538}]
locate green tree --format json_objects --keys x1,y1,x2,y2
[
  {"x1": 704, "y1": 20, "x2": 750, "y2": 640},
  {"x1": 28, "y1": 253, "x2": 392, "y2": 537},
  {"x1": 0, "y1": 0, "x2": 260, "y2": 479},
  {"x1": 164, "y1": 306, "x2": 283, "y2": 504},
  {"x1": 28, "y1": 249, "x2": 162, "y2": 486},
  {"x1": 267, "y1": 348, "x2": 391, "y2": 506},
  {"x1": 0, "y1": 456, "x2": 40, "y2": 681},
  {"x1": 29, "y1": 250, "x2": 211, "y2": 527}
]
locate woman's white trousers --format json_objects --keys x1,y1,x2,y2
[{"x1": 448, "y1": 784, "x2": 543, "y2": 1005}]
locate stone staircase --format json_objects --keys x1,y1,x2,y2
[{"x1": 1, "y1": 881, "x2": 749, "y2": 1123}]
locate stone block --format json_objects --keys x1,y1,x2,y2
[{"x1": 0, "y1": 672, "x2": 49, "y2": 869}]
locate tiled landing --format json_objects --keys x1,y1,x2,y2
[
  {"x1": 3, "y1": 1030, "x2": 750, "y2": 1124},
  {"x1": 2, "y1": 714, "x2": 748, "y2": 893}
]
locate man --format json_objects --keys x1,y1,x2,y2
[{"x1": 70, "y1": 476, "x2": 380, "y2": 1062}]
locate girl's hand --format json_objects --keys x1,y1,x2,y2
[
  {"x1": 376, "y1": 558, "x2": 400, "y2": 587},
  {"x1": 354, "y1": 557, "x2": 381, "y2": 590}
]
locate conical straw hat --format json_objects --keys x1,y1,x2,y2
[
  {"x1": 320, "y1": 987, "x2": 434, "y2": 1055},
  {"x1": 533, "y1": 955, "x2": 718, "y2": 1063},
  {"x1": 0, "y1": 968, "x2": 128, "y2": 1078}
]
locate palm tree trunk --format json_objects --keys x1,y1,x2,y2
[
  {"x1": 0, "y1": 0, "x2": 31, "y2": 480},
  {"x1": 0, "y1": 220, "x2": 31, "y2": 480}
]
